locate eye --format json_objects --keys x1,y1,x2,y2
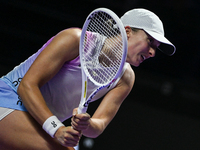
[
  {"x1": 148, "y1": 37, "x2": 154, "y2": 44},
  {"x1": 148, "y1": 37, "x2": 158, "y2": 50}
]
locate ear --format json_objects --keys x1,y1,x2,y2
[{"x1": 125, "y1": 26, "x2": 132, "y2": 38}]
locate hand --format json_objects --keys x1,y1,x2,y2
[
  {"x1": 54, "y1": 126, "x2": 81, "y2": 147},
  {"x1": 71, "y1": 108, "x2": 91, "y2": 131}
]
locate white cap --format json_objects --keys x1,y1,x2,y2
[{"x1": 120, "y1": 8, "x2": 176, "y2": 56}]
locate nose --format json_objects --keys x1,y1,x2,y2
[{"x1": 149, "y1": 47, "x2": 156, "y2": 57}]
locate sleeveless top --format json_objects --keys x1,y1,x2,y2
[{"x1": 0, "y1": 31, "x2": 128, "y2": 122}]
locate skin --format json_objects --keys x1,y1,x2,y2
[
  {"x1": 0, "y1": 26, "x2": 160, "y2": 149},
  {"x1": 125, "y1": 26, "x2": 159, "y2": 66},
  {"x1": 71, "y1": 26, "x2": 160, "y2": 137}
]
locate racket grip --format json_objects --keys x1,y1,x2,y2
[{"x1": 78, "y1": 105, "x2": 87, "y2": 114}]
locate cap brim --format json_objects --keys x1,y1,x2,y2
[{"x1": 144, "y1": 30, "x2": 176, "y2": 56}]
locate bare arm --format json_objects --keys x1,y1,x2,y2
[
  {"x1": 17, "y1": 28, "x2": 82, "y2": 146},
  {"x1": 72, "y1": 64, "x2": 135, "y2": 138}
]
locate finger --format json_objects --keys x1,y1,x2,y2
[
  {"x1": 75, "y1": 113, "x2": 90, "y2": 121},
  {"x1": 72, "y1": 118, "x2": 89, "y2": 127},
  {"x1": 71, "y1": 120, "x2": 78, "y2": 129},
  {"x1": 69, "y1": 127, "x2": 82, "y2": 136},
  {"x1": 72, "y1": 116, "x2": 90, "y2": 125},
  {"x1": 62, "y1": 132, "x2": 80, "y2": 143},
  {"x1": 71, "y1": 122, "x2": 89, "y2": 131},
  {"x1": 57, "y1": 134, "x2": 79, "y2": 148},
  {"x1": 72, "y1": 117, "x2": 90, "y2": 129},
  {"x1": 71, "y1": 119, "x2": 87, "y2": 127},
  {"x1": 61, "y1": 139, "x2": 79, "y2": 148},
  {"x1": 65, "y1": 135, "x2": 80, "y2": 143}
]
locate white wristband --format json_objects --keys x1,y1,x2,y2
[{"x1": 42, "y1": 116, "x2": 65, "y2": 138}]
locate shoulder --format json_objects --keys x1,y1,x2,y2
[
  {"x1": 117, "y1": 64, "x2": 135, "y2": 91},
  {"x1": 124, "y1": 63, "x2": 135, "y2": 79},
  {"x1": 54, "y1": 28, "x2": 82, "y2": 44},
  {"x1": 46, "y1": 28, "x2": 82, "y2": 62},
  {"x1": 58, "y1": 28, "x2": 82, "y2": 37}
]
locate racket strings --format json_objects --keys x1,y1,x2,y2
[
  {"x1": 103, "y1": 37, "x2": 123, "y2": 62},
  {"x1": 89, "y1": 12, "x2": 123, "y2": 60},
  {"x1": 85, "y1": 36, "x2": 122, "y2": 83},
  {"x1": 86, "y1": 33, "x2": 122, "y2": 81},
  {"x1": 87, "y1": 38, "x2": 120, "y2": 77},
  {"x1": 82, "y1": 11, "x2": 124, "y2": 85},
  {"x1": 91, "y1": 14, "x2": 120, "y2": 38},
  {"x1": 99, "y1": 40, "x2": 122, "y2": 72}
]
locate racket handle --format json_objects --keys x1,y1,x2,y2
[{"x1": 78, "y1": 105, "x2": 88, "y2": 114}]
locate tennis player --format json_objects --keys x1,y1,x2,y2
[{"x1": 0, "y1": 8, "x2": 175, "y2": 149}]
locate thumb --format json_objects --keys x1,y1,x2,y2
[{"x1": 73, "y1": 108, "x2": 78, "y2": 116}]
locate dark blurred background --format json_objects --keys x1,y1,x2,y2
[{"x1": 1, "y1": 0, "x2": 200, "y2": 149}]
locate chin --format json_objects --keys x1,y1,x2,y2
[
  {"x1": 127, "y1": 59, "x2": 140, "y2": 67},
  {"x1": 131, "y1": 62, "x2": 140, "y2": 67}
]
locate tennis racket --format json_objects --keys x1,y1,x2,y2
[{"x1": 78, "y1": 8, "x2": 127, "y2": 114}]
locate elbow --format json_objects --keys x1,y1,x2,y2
[
  {"x1": 17, "y1": 79, "x2": 34, "y2": 96},
  {"x1": 17, "y1": 80, "x2": 27, "y2": 96}
]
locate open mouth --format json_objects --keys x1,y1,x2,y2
[{"x1": 141, "y1": 55, "x2": 146, "y2": 62}]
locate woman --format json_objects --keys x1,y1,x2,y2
[{"x1": 0, "y1": 8, "x2": 175, "y2": 149}]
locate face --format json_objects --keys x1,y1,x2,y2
[{"x1": 125, "y1": 26, "x2": 160, "y2": 67}]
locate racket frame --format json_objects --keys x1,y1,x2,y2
[{"x1": 78, "y1": 8, "x2": 127, "y2": 114}]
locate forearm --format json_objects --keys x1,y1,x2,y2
[
  {"x1": 18, "y1": 82, "x2": 53, "y2": 125},
  {"x1": 18, "y1": 82, "x2": 81, "y2": 146},
  {"x1": 82, "y1": 118, "x2": 106, "y2": 138}
]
